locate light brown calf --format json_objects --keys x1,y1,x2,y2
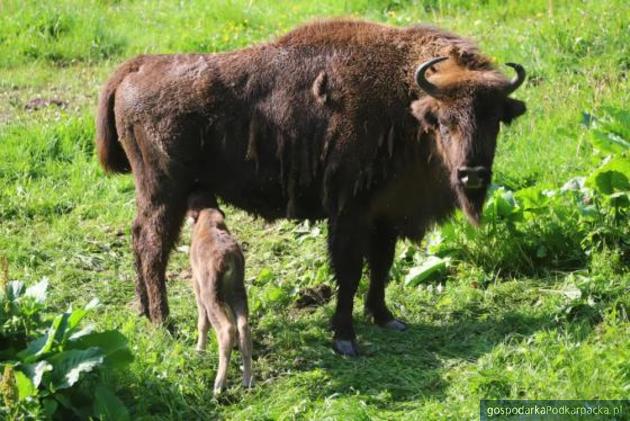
[{"x1": 188, "y1": 196, "x2": 253, "y2": 394}]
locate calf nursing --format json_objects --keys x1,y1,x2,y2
[
  {"x1": 188, "y1": 194, "x2": 253, "y2": 393},
  {"x1": 96, "y1": 19, "x2": 527, "y2": 356}
]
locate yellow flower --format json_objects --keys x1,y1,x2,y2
[{"x1": 0, "y1": 365, "x2": 17, "y2": 410}]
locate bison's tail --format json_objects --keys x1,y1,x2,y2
[{"x1": 95, "y1": 72, "x2": 131, "y2": 174}]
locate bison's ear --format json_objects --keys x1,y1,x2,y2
[
  {"x1": 501, "y1": 98, "x2": 526, "y2": 125},
  {"x1": 411, "y1": 98, "x2": 439, "y2": 133},
  {"x1": 312, "y1": 71, "x2": 329, "y2": 105}
]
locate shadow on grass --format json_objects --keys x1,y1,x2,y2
[
  {"x1": 107, "y1": 294, "x2": 604, "y2": 418},
  {"x1": 254, "y1": 305, "x2": 556, "y2": 407}
]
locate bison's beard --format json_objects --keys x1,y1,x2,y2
[{"x1": 456, "y1": 186, "x2": 488, "y2": 226}]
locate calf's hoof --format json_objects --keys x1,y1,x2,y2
[
  {"x1": 379, "y1": 318, "x2": 408, "y2": 331},
  {"x1": 213, "y1": 381, "x2": 226, "y2": 396},
  {"x1": 333, "y1": 339, "x2": 360, "y2": 357}
]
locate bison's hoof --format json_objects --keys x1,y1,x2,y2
[
  {"x1": 333, "y1": 339, "x2": 360, "y2": 357},
  {"x1": 380, "y1": 319, "x2": 408, "y2": 331},
  {"x1": 243, "y1": 376, "x2": 254, "y2": 388}
]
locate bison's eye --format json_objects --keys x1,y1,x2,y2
[{"x1": 439, "y1": 124, "x2": 450, "y2": 139}]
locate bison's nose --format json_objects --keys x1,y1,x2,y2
[{"x1": 457, "y1": 166, "x2": 490, "y2": 189}]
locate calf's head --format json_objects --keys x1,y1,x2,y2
[
  {"x1": 187, "y1": 193, "x2": 224, "y2": 226},
  {"x1": 411, "y1": 56, "x2": 526, "y2": 223}
]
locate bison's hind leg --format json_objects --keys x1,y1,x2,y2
[{"x1": 124, "y1": 123, "x2": 198, "y2": 324}]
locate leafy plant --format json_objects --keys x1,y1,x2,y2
[
  {"x1": 0, "y1": 265, "x2": 133, "y2": 420},
  {"x1": 1, "y1": 264, "x2": 49, "y2": 359},
  {"x1": 401, "y1": 107, "x2": 629, "y2": 280}
]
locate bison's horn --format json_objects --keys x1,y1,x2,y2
[
  {"x1": 415, "y1": 56, "x2": 448, "y2": 98},
  {"x1": 505, "y1": 62, "x2": 526, "y2": 94}
]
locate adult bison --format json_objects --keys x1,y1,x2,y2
[{"x1": 96, "y1": 19, "x2": 526, "y2": 356}]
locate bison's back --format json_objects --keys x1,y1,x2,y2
[{"x1": 102, "y1": 20, "x2": 460, "y2": 220}]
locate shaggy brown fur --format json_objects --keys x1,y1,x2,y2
[
  {"x1": 95, "y1": 19, "x2": 526, "y2": 356},
  {"x1": 188, "y1": 195, "x2": 252, "y2": 393}
]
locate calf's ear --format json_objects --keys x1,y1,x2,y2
[
  {"x1": 187, "y1": 208, "x2": 200, "y2": 223},
  {"x1": 411, "y1": 98, "x2": 439, "y2": 133},
  {"x1": 501, "y1": 98, "x2": 526, "y2": 125}
]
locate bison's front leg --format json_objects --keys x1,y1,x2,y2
[
  {"x1": 328, "y1": 216, "x2": 366, "y2": 357},
  {"x1": 365, "y1": 222, "x2": 407, "y2": 331}
]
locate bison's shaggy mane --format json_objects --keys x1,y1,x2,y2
[{"x1": 211, "y1": 19, "x2": 502, "y2": 220}]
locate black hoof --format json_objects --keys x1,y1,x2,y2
[
  {"x1": 379, "y1": 318, "x2": 408, "y2": 331},
  {"x1": 162, "y1": 317, "x2": 177, "y2": 336},
  {"x1": 333, "y1": 339, "x2": 360, "y2": 357}
]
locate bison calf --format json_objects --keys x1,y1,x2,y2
[{"x1": 188, "y1": 194, "x2": 253, "y2": 394}]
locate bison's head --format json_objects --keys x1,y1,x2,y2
[{"x1": 410, "y1": 56, "x2": 526, "y2": 224}]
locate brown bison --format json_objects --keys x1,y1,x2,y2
[{"x1": 96, "y1": 19, "x2": 526, "y2": 356}]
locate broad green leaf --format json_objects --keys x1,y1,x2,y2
[
  {"x1": 405, "y1": 256, "x2": 448, "y2": 287},
  {"x1": 485, "y1": 187, "x2": 522, "y2": 222},
  {"x1": 68, "y1": 324, "x2": 96, "y2": 341},
  {"x1": 516, "y1": 185, "x2": 548, "y2": 213},
  {"x1": 22, "y1": 360, "x2": 53, "y2": 388},
  {"x1": 257, "y1": 268, "x2": 274, "y2": 283},
  {"x1": 43, "y1": 398, "x2": 58, "y2": 418},
  {"x1": 586, "y1": 157, "x2": 630, "y2": 195},
  {"x1": 65, "y1": 308, "x2": 88, "y2": 337},
  {"x1": 14, "y1": 370, "x2": 37, "y2": 400},
  {"x1": 53, "y1": 392, "x2": 79, "y2": 414},
  {"x1": 598, "y1": 106, "x2": 630, "y2": 142},
  {"x1": 19, "y1": 334, "x2": 49, "y2": 361},
  {"x1": 70, "y1": 330, "x2": 133, "y2": 368},
  {"x1": 24, "y1": 278, "x2": 48, "y2": 304},
  {"x1": 495, "y1": 189, "x2": 517, "y2": 217},
  {"x1": 7, "y1": 281, "x2": 25, "y2": 301},
  {"x1": 93, "y1": 384, "x2": 130, "y2": 421},
  {"x1": 263, "y1": 286, "x2": 286, "y2": 303},
  {"x1": 590, "y1": 130, "x2": 630, "y2": 155},
  {"x1": 30, "y1": 312, "x2": 72, "y2": 357},
  {"x1": 608, "y1": 191, "x2": 630, "y2": 208},
  {"x1": 49, "y1": 347, "x2": 104, "y2": 390}
]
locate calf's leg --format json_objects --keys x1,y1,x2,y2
[
  {"x1": 233, "y1": 301, "x2": 253, "y2": 388},
  {"x1": 195, "y1": 288, "x2": 210, "y2": 351},
  {"x1": 207, "y1": 305, "x2": 237, "y2": 394}
]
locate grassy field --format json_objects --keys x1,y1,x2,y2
[{"x1": 1, "y1": 0, "x2": 629, "y2": 419}]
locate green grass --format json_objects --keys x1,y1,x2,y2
[{"x1": 1, "y1": 0, "x2": 629, "y2": 419}]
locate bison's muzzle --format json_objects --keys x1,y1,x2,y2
[{"x1": 457, "y1": 166, "x2": 491, "y2": 190}]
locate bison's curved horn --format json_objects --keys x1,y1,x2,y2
[
  {"x1": 505, "y1": 62, "x2": 526, "y2": 94},
  {"x1": 415, "y1": 56, "x2": 448, "y2": 98}
]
